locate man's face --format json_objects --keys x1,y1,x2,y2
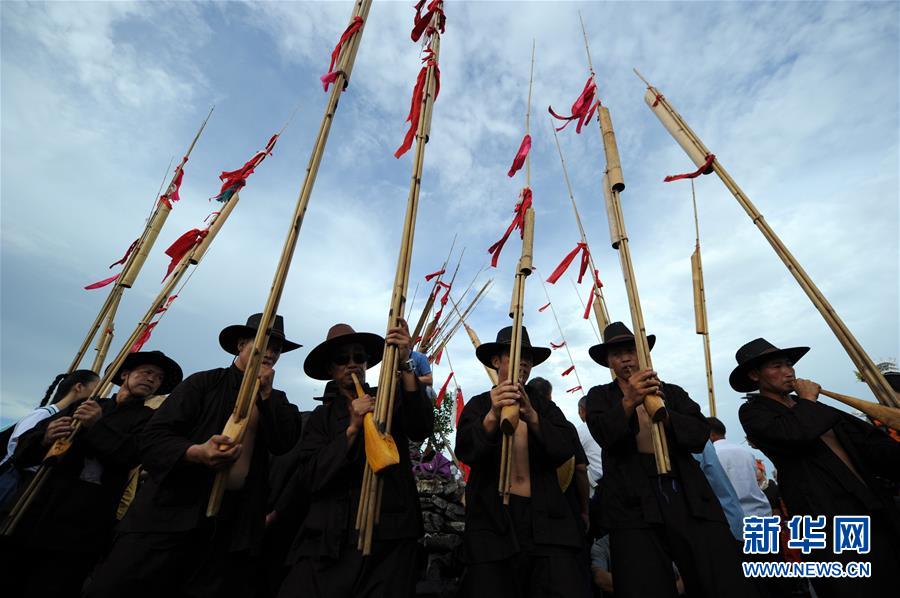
[
  {"x1": 491, "y1": 351, "x2": 533, "y2": 385},
  {"x1": 122, "y1": 364, "x2": 166, "y2": 398},
  {"x1": 607, "y1": 342, "x2": 639, "y2": 380},
  {"x1": 236, "y1": 336, "x2": 283, "y2": 368},
  {"x1": 749, "y1": 357, "x2": 796, "y2": 395},
  {"x1": 328, "y1": 342, "x2": 369, "y2": 390}
]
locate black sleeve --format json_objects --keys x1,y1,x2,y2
[
  {"x1": 662, "y1": 384, "x2": 711, "y2": 453},
  {"x1": 528, "y1": 398, "x2": 577, "y2": 467},
  {"x1": 586, "y1": 385, "x2": 637, "y2": 450},
  {"x1": 398, "y1": 382, "x2": 434, "y2": 443},
  {"x1": 300, "y1": 405, "x2": 362, "y2": 495},
  {"x1": 739, "y1": 398, "x2": 843, "y2": 451},
  {"x1": 83, "y1": 405, "x2": 153, "y2": 468},
  {"x1": 257, "y1": 390, "x2": 302, "y2": 456},
  {"x1": 454, "y1": 393, "x2": 500, "y2": 464},
  {"x1": 12, "y1": 406, "x2": 76, "y2": 468},
  {"x1": 844, "y1": 416, "x2": 900, "y2": 482}
]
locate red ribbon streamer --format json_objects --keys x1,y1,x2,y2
[
  {"x1": 160, "y1": 156, "x2": 189, "y2": 209},
  {"x1": 84, "y1": 272, "x2": 121, "y2": 290},
  {"x1": 583, "y1": 269, "x2": 603, "y2": 320},
  {"x1": 551, "y1": 341, "x2": 566, "y2": 350},
  {"x1": 212, "y1": 134, "x2": 279, "y2": 202},
  {"x1": 548, "y1": 76, "x2": 600, "y2": 134},
  {"x1": 546, "y1": 242, "x2": 590, "y2": 284},
  {"x1": 566, "y1": 385, "x2": 583, "y2": 394},
  {"x1": 454, "y1": 387, "x2": 465, "y2": 426},
  {"x1": 108, "y1": 238, "x2": 139, "y2": 269},
  {"x1": 487, "y1": 188, "x2": 533, "y2": 267},
  {"x1": 155, "y1": 295, "x2": 178, "y2": 314},
  {"x1": 435, "y1": 371, "x2": 454, "y2": 408},
  {"x1": 562, "y1": 365, "x2": 575, "y2": 376},
  {"x1": 130, "y1": 322, "x2": 158, "y2": 353},
  {"x1": 507, "y1": 134, "x2": 531, "y2": 178},
  {"x1": 538, "y1": 302, "x2": 551, "y2": 313},
  {"x1": 321, "y1": 16, "x2": 365, "y2": 92},
  {"x1": 412, "y1": 0, "x2": 446, "y2": 42},
  {"x1": 424, "y1": 268, "x2": 445, "y2": 282},
  {"x1": 395, "y1": 50, "x2": 441, "y2": 158},
  {"x1": 663, "y1": 154, "x2": 716, "y2": 183},
  {"x1": 162, "y1": 228, "x2": 208, "y2": 280},
  {"x1": 433, "y1": 347, "x2": 444, "y2": 365}
]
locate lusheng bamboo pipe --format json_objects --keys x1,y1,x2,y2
[
  {"x1": 598, "y1": 105, "x2": 671, "y2": 475},
  {"x1": 637, "y1": 70, "x2": 899, "y2": 410},
  {"x1": 689, "y1": 180, "x2": 716, "y2": 416},
  {"x1": 819, "y1": 388, "x2": 900, "y2": 431},
  {"x1": 356, "y1": 6, "x2": 442, "y2": 554},
  {"x1": 206, "y1": 0, "x2": 375, "y2": 518},
  {"x1": 419, "y1": 248, "x2": 464, "y2": 352},
  {"x1": 66, "y1": 108, "x2": 213, "y2": 376},
  {"x1": 411, "y1": 237, "x2": 456, "y2": 347},
  {"x1": 428, "y1": 279, "x2": 492, "y2": 363},
  {"x1": 91, "y1": 305, "x2": 118, "y2": 374},
  {"x1": 463, "y1": 321, "x2": 499, "y2": 386}
]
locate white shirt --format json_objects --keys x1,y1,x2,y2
[
  {"x1": 1, "y1": 405, "x2": 60, "y2": 470},
  {"x1": 576, "y1": 421, "x2": 603, "y2": 487},
  {"x1": 713, "y1": 438, "x2": 771, "y2": 518}
]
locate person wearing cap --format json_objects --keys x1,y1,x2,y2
[
  {"x1": 455, "y1": 326, "x2": 586, "y2": 598},
  {"x1": 85, "y1": 314, "x2": 301, "y2": 598},
  {"x1": 585, "y1": 322, "x2": 756, "y2": 598},
  {"x1": 277, "y1": 320, "x2": 432, "y2": 598},
  {"x1": 3, "y1": 350, "x2": 181, "y2": 598},
  {"x1": 734, "y1": 338, "x2": 900, "y2": 597}
]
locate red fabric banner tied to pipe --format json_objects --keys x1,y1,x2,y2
[
  {"x1": 321, "y1": 16, "x2": 365, "y2": 92},
  {"x1": 435, "y1": 371, "x2": 454, "y2": 408},
  {"x1": 84, "y1": 272, "x2": 121, "y2": 290},
  {"x1": 155, "y1": 295, "x2": 178, "y2": 314},
  {"x1": 546, "y1": 242, "x2": 590, "y2": 284},
  {"x1": 548, "y1": 76, "x2": 600, "y2": 134},
  {"x1": 487, "y1": 188, "x2": 533, "y2": 267},
  {"x1": 412, "y1": 0, "x2": 446, "y2": 43},
  {"x1": 108, "y1": 238, "x2": 139, "y2": 269},
  {"x1": 566, "y1": 386, "x2": 583, "y2": 394},
  {"x1": 433, "y1": 347, "x2": 444, "y2": 365},
  {"x1": 454, "y1": 387, "x2": 465, "y2": 426},
  {"x1": 130, "y1": 321, "x2": 158, "y2": 353},
  {"x1": 424, "y1": 268, "x2": 445, "y2": 282},
  {"x1": 162, "y1": 228, "x2": 208, "y2": 281},
  {"x1": 160, "y1": 156, "x2": 189, "y2": 209},
  {"x1": 551, "y1": 341, "x2": 566, "y2": 350},
  {"x1": 395, "y1": 49, "x2": 441, "y2": 159},
  {"x1": 538, "y1": 302, "x2": 551, "y2": 313},
  {"x1": 211, "y1": 134, "x2": 279, "y2": 203},
  {"x1": 663, "y1": 154, "x2": 716, "y2": 183},
  {"x1": 582, "y1": 269, "x2": 603, "y2": 320},
  {"x1": 562, "y1": 365, "x2": 575, "y2": 376},
  {"x1": 507, "y1": 134, "x2": 531, "y2": 178}
]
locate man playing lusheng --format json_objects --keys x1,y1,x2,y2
[
  {"x1": 85, "y1": 314, "x2": 302, "y2": 598},
  {"x1": 455, "y1": 326, "x2": 586, "y2": 598},
  {"x1": 278, "y1": 321, "x2": 433, "y2": 598},
  {"x1": 586, "y1": 322, "x2": 757, "y2": 598},
  {"x1": 735, "y1": 337, "x2": 900, "y2": 598}
]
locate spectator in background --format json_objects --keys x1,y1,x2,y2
[
  {"x1": 708, "y1": 416, "x2": 771, "y2": 519},
  {"x1": 410, "y1": 350, "x2": 436, "y2": 400},
  {"x1": 576, "y1": 396, "x2": 603, "y2": 494}
]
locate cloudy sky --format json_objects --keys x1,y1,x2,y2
[{"x1": 2, "y1": 1, "x2": 897, "y2": 464}]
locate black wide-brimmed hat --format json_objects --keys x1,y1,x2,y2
[
  {"x1": 219, "y1": 313, "x2": 301, "y2": 356},
  {"x1": 303, "y1": 323, "x2": 385, "y2": 381},
  {"x1": 112, "y1": 350, "x2": 183, "y2": 394},
  {"x1": 475, "y1": 326, "x2": 551, "y2": 370},
  {"x1": 588, "y1": 322, "x2": 656, "y2": 368},
  {"x1": 729, "y1": 338, "x2": 810, "y2": 393}
]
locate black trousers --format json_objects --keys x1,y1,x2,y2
[
  {"x1": 83, "y1": 529, "x2": 255, "y2": 598},
  {"x1": 277, "y1": 537, "x2": 419, "y2": 598},
  {"x1": 609, "y1": 473, "x2": 760, "y2": 598},
  {"x1": 0, "y1": 544, "x2": 100, "y2": 598},
  {"x1": 458, "y1": 495, "x2": 589, "y2": 598}
]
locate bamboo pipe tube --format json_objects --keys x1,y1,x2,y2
[
  {"x1": 464, "y1": 322, "x2": 500, "y2": 386},
  {"x1": 598, "y1": 108, "x2": 624, "y2": 192},
  {"x1": 638, "y1": 74, "x2": 899, "y2": 409},
  {"x1": 411, "y1": 240, "x2": 456, "y2": 346},
  {"x1": 207, "y1": 0, "x2": 376, "y2": 518},
  {"x1": 91, "y1": 304, "x2": 118, "y2": 374},
  {"x1": 689, "y1": 181, "x2": 716, "y2": 416},
  {"x1": 428, "y1": 281, "x2": 492, "y2": 363},
  {"x1": 819, "y1": 388, "x2": 900, "y2": 430},
  {"x1": 602, "y1": 174, "x2": 624, "y2": 250}
]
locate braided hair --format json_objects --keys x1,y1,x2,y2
[{"x1": 39, "y1": 370, "x2": 99, "y2": 406}]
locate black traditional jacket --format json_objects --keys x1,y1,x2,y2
[
  {"x1": 286, "y1": 380, "x2": 433, "y2": 563},
  {"x1": 455, "y1": 389, "x2": 582, "y2": 563},
  {"x1": 586, "y1": 380, "x2": 726, "y2": 530},
  {"x1": 118, "y1": 364, "x2": 301, "y2": 553},
  {"x1": 13, "y1": 396, "x2": 153, "y2": 553},
  {"x1": 739, "y1": 394, "x2": 900, "y2": 535}
]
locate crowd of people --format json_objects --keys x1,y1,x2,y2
[{"x1": 0, "y1": 313, "x2": 898, "y2": 598}]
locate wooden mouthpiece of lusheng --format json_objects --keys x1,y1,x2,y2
[
  {"x1": 603, "y1": 174, "x2": 623, "y2": 249},
  {"x1": 120, "y1": 204, "x2": 171, "y2": 288},
  {"x1": 691, "y1": 248, "x2": 707, "y2": 334},
  {"x1": 598, "y1": 107, "x2": 624, "y2": 192},
  {"x1": 520, "y1": 208, "x2": 535, "y2": 274},
  {"x1": 643, "y1": 393, "x2": 668, "y2": 422},
  {"x1": 643, "y1": 88, "x2": 712, "y2": 174},
  {"x1": 191, "y1": 191, "x2": 241, "y2": 264}
]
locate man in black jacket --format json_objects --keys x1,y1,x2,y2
[
  {"x1": 278, "y1": 321, "x2": 433, "y2": 598},
  {"x1": 734, "y1": 337, "x2": 900, "y2": 598},
  {"x1": 455, "y1": 326, "x2": 586, "y2": 598},
  {"x1": 586, "y1": 322, "x2": 756, "y2": 598},
  {"x1": 1, "y1": 350, "x2": 182, "y2": 598},
  {"x1": 85, "y1": 314, "x2": 302, "y2": 598}
]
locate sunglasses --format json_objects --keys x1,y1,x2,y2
[{"x1": 332, "y1": 352, "x2": 369, "y2": 366}]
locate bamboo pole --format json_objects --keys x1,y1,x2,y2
[
  {"x1": 427, "y1": 278, "x2": 492, "y2": 361},
  {"x1": 420, "y1": 248, "x2": 464, "y2": 352},
  {"x1": 91, "y1": 304, "x2": 118, "y2": 374},
  {"x1": 570, "y1": 277, "x2": 602, "y2": 343},
  {"x1": 463, "y1": 321, "x2": 500, "y2": 386},
  {"x1": 356, "y1": 7, "x2": 443, "y2": 554},
  {"x1": 66, "y1": 108, "x2": 214, "y2": 376},
  {"x1": 637, "y1": 71, "x2": 899, "y2": 409},
  {"x1": 689, "y1": 180, "x2": 716, "y2": 416},
  {"x1": 539, "y1": 277, "x2": 584, "y2": 396},
  {"x1": 411, "y1": 236, "x2": 456, "y2": 347},
  {"x1": 205, "y1": 0, "x2": 375, "y2": 519}
]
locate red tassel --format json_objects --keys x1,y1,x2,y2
[
  {"x1": 160, "y1": 156, "x2": 188, "y2": 209},
  {"x1": 211, "y1": 134, "x2": 279, "y2": 202},
  {"x1": 538, "y1": 302, "x2": 551, "y2": 313},
  {"x1": 507, "y1": 134, "x2": 531, "y2": 177},
  {"x1": 412, "y1": 0, "x2": 446, "y2": 42},
  {"x1": 395, "y1": 51, "x2": 440, "y2": 158},
  {"x1": 321, "y1": 16, "x2": 365, "y2": 92},
  {"x1": 162, "y1": 228, "x2": 208, "y2": 281},
  {"x1": 582, "y1": 269, "x2": 602, "y2": 320},
  {"x1": 566, "y1": 385, "x2": 583, "y2": 394},
  {"x1": 435, "y1": 371, "x2": 454, "y2": 408},
  {"x1": 551, "y1": 341, "x2": 566, "y2": 350},
  {"x1": 424, "y1": 268, "x2": 445, "y2": 282},
  {"x1": 433, "y1": 347, "x2": 444, "y2": 365},
  {"x1": 85, "y1": 272, "x2": 120, "y2": 290},
  {"x1": 546, "y1": 242, "x2": 589, "y2": 284},
  {"x1": 663, "y1": 154, "x2": 715, "y2": 182},
  {"x1": 487, "y1": 188, "x2": 533, "y2": 267},
  {"x1": 155, "y1": 295, "x2": 178, "y2": 314},
  {"x1": 108, "y1": 238, "x2": 139, "y2": 269},
  {"x1": 548, "y1": 76, "x2": 600, "y2": 134},
  {"x1": 562, "y1": 365, "x2": 575, "y2": 376},
  {"x1": 651, "y1": 92, "x2": 664, "y2": 108},
  {"x1": 130, "y1": 322, "x2": 158, "y2": 353},
  {"x1": 454, "y1": 387, "x2": 465, "y2": 426}
]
